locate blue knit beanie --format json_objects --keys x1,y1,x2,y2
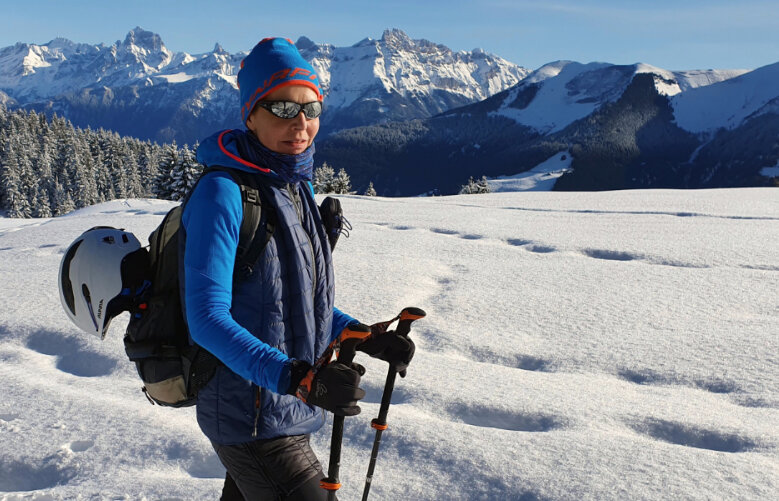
[{"x1": 237, "y1": 38, "x2": 323, "y2": 123}]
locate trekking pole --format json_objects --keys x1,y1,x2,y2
[
  {"x1": 362, "y1": 307, "x2": 426, "y2": 501},
  {"x1": 321, "y1": 323, "x2": 372, "y2": 501}
]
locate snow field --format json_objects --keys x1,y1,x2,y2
[
  {"x1": 0, "y1": 189, "x2": 777, "y2": 500},
  {"x1": 326, "y1": 190, "x2": 778, "y2": 499}
]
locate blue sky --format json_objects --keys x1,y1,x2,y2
[{"x1": 2, "y1": 0, "x2": 777, "y2": 70}]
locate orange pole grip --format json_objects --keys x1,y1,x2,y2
[
  {"x1": 340, "y1": 325, "x2": 372, "y2": 342},
  {"x1": 400, "y1": 311, "x2": 425, "y2": 321}
]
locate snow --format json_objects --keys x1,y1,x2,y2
[
  {"x1": 154, "y1": 72, "x2": 195, "y2": 84},
  {"x1": 492, "y1": 61, "x2": 613, "y2": 133},
  {"x1": 672, "y1": 69, "x2": 751, "y2": 92},
  {"x1": 672, "y1": 62, "x2": 779, "y2": 133},
  {"x1": 1, "y1": 189, "x2": 778, "y2": 500},
  {"x1": 635, "y1": 63, "x2": 681, "y2": 96},
  {"x1": 487, "y1": 151, "x2": 573, "y2": 191},
  {"x1": 634, "y1": 65, "x2": 749, "y2": 97}
]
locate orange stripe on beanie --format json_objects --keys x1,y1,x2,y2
[{"x1": 238, "y1": 38, "x2": 323, "y2": 123}]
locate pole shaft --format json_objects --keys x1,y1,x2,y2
[
  {"x1": 322, "y1": 325, "x2": 371, "y2": 500},
  {"x1": 361, "y1": 428, "x2": 384, "y2": 501},
  {"x1": 362, "y1": 307, "x2": 426, "y2": 501},
  {"x1": 326, "y1": 415, "x2": 344, "y2": 501}
]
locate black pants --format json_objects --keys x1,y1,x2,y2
[{"x1": 213, "y1": 434, "x2": 336, "y2": 501}]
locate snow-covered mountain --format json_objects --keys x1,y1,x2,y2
[
  {"x1": 485, "y1": 60, "x2": 750, "y2": 134},
  {"x1": 317, "y1": 60, "x2": 778, "y2": 194},
  {"x1": 671, "y1": 61, "x2": 779, "y2": 133},
  {"x1": 0, "y1": 27, "x2": 528, "y2": 143},
  {"x1": 298, "y1": 29, "x2": 529, "y2": 130}
]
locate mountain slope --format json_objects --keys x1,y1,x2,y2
[
  {"x1": 671, "y1": 62, "x2": 779, "y2": 133},
  {"x1": 317, "y1": 62, "x2": 778, "y2": 194},
  {"x1": 484, "y1": 61, "x2": 749, "y2": 134}
]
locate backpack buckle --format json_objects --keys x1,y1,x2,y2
[{"x1": 243, "y1": 188, "x2": 260, "y2": 205}]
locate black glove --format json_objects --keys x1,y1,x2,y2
[
  {"x1": 287, "y1": 359, "x2": 366, "y2": 416},
  {"x1": 357, "y1": 329, "x2": 415, "y2": 377}
]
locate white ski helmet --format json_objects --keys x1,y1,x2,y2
[{"x1": 59, "y1": 226, "x2": 142, "y2": 339}]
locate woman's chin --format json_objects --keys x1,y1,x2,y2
[{"x1": 279, "y1": 142, "x2": 309, "y2": 155}]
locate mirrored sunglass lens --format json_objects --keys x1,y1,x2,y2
[
  {"x1": 302, "y1": 102, "x2": 322, "y2": 119},
  {"x1": 270, "y1": 101, "x2": 301, "y2": 118}
]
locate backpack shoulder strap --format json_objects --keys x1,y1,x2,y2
[{"x1": 198, "y1": 166, "x2": 276, "y2": 279}]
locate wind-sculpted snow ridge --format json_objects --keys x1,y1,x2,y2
[{"x1": 0, "y1": 190, "x2": 777, "y2": 500}]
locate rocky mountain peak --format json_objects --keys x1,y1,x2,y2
[
  {"x1": 123, "y1": 27, "x2": 165, "y2": 52},
  {"x1": 47, "y1": 37, "x2": 76, "y2": 50},
  {"x1": 381, "y1": 28, "x2": 414, "y2": 50},
  {"x1": 295, "y1": 36, "x2": 316, "y2": 51}
]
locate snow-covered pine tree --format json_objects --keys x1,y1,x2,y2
[
  {"x1": 0, "y1": 144, "x2": 32, "y2": 218},
  {"x1": 57, "y1": 138, "x2": 88, "y2": 208},
  {"x1": 154, "y1": 141, "x2": 178, "y2": 200},
  {"x1": 73, "y1": 136, "x2": 100, "y2": 207},
  {"x1": 333, "y1": 168, "x2": 352, "y2": 194},
  {"x1": 137, "y1": 141, "x2": 159, "y2": 195},
  {"x1": 169, "y1": 144, "x2": 201, "y2": 201},
  {"x1": 35, "y1": 134, "x2": 56, "y2": 209},
  {"x1": 313, "y1": 162, "x2": 336, "y2": 194},
  {"x1": 52, "y1": 178, "x2": 76, "y2": 216},
  {"x1": 364, "y1": 181, "x2": 377, "y2": 196},
  {"x1": 122, "y1": 146, "x2": 144, "y2": 199},
  {"x1": 459, "y1": 176, "x2": 492, "y2": 194},
  {"x1": 107, "y1": 136, "x2": 129, "y2": 198},
  {"x1": 33, "y1": 186, "x2": 52, "y2": 218},
  {"x1": 16, "y1": 142, "x2": 38, "y2": 216}
]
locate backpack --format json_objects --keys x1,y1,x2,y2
[{"x1": 122, "y1": 167, "x2": 348, "y2": 407}]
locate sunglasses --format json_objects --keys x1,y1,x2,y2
[{"x1": 255, "y1": 100, "x2": 323, "y2": 120}]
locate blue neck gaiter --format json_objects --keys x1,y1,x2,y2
[{"x1": 235, "y1": 129, "x2": 315, "y2": 183}]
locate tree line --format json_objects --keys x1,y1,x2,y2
[
  {"x1": 0, "y1": 105, "x2": 207, "y2": 218},
  {"x1": 0, "y1": 105, "x2": 370, "y2": 219}
]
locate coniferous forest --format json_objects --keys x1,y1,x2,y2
[
  {"x1": 0, "y1": 105, "x2": 359, "y2": 218},
  {"x1": 0, "y1": 105, "x2": 202, "y2": 218}
]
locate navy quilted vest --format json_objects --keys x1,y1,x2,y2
[{"x1": 189, "y1": 175, "x2": 335, "y2": 444}]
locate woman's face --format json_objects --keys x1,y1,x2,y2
[{"x1": 246, "y1": 85, "x2": 320, "y2": 155}]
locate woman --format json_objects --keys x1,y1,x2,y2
[{"x1": 183, "y1": 38, "x2": 414, "y2": 500}]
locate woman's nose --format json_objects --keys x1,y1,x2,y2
[{"x1": 291, "y1": 112, "x2": 308, "y2": 129}]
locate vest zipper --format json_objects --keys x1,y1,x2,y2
[
  {"x1": 252, "y1": 386, "x2": 261, "y2": 438},
  {"x1": 287, "y1": 183, "x2": 317, "y2": 295}
]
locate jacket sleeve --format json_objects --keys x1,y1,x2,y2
[
  {"x1": 331, "y1": 307, "x2": 359, "y2": 342},
  {"x1": 182, "y1": 172, "x2": 291, "y2": 394}
]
